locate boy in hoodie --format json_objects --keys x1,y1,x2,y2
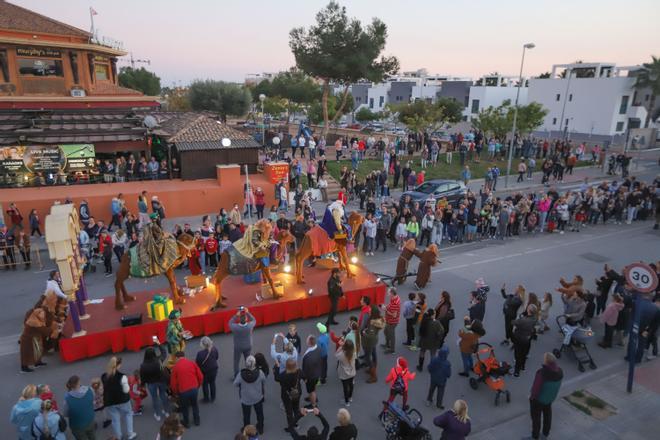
[
  {"x1": 426, "y1": 346, "x2": 451, "y2": 410},
  {"x1": 384, "y1": 357, "x2": 416, "y2": 411},
  {"x1": 384, "y1": 288, "x2": 401, "y2": 354},
  {"x1": 524, "y1": 352, "x2": 563, "y2": 440},
  {"x1": 317, "y1": 323, "x2": 330, "y2": 384},
  {"x1": 62, "y1": 375, "x2": 95, "y2": 440}
]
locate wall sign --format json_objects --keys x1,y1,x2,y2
[
  {"x1": 16, "y1": 47, "x2": 62, "y2": 58},
  {"x1": 0, "y1": 144, "x2": 96, "y2": 174}
]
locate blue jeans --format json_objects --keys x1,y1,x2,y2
[
  {"x1": 539, "y1": 211, "x2": 548, "y2": 232},
  {"x1": 364, "y1": 344, "x2": 377, "y2": 367},
  {"x1": 461, "y1": 352, "x2": 473, "y2": 374},
  {"x1": 234, "y1": 346, "x2": 251, "y2": 377},
  {"x1": 178, "y1": 388, "x2": 200, "y2": 427},
  {"x1": 147, "y1": 382, "x2": 170, "y2": 416},
  {"x1": 199, "y1": 250, "x2": 206, "y2": 274},
  {"x1": 107, "y1": 401, "x2": 134, "y2": 439},
  {"x1": 365, "y1": 236, "x2": 374, "y2": 253}
]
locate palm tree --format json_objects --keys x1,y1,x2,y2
[{"x1": 634, "y1": 55, "x2": 660, "y2": 128}]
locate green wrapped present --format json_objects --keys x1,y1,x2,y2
[{"x1": 147, "y1": 295, "x2": 173, "y2": 321}]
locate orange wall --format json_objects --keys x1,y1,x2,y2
[{"x1": 0, "y1": 171, "x2": 279, "y2": 228}]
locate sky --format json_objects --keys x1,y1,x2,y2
[{"x1": 11, "y1": 0, "x2": 660, "y2": 86}]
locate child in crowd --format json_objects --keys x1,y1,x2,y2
[
  {"x1": 317, "y1": 323, "x2": 330, "y2": 384},
  {"x1": 384, "y1": 357, "x2": 416, "y2": 411},
  {"x1": 540, "y1": 292, "x2": 553, "y2": 332},
  {"x1": 128, "y1": 369, "x2": 148, "y2": 415},
  {"x1": 205, "y1": 232, "x2": 218, "y2": 268},
  {"x1": 218, "y1": 234, "x2": 232, "y2": 255},
  {"x1": 458, "y1": 319, "x2": 485, "y2": 377},
  {"x1": 410, "y1": 293, "x2": 427, "y2": 351},
  {"x1": 91, "y1": 377, "x2": 111, "y2": 428},
  {"x1": 396, "y1": 217, "x2": 408, "y2": 250},
  {"x1": 156, "y1": 413, "x2": 185, "y2": 440},
  {"x1": 285, "y1": 323, "x2": 302, "y2": 354},
  {"x1": 406, "y1": 216, "x2": 419, "y2": 242},
  {"x1": 584, "y1": 292, "x2": 596, "y2": 327},
  {"x1": 37, "y1": 384, "x2": 58, "y2": 411},
  {"x1": 574, "y1": 208, "x2": 587, "y2": 232}
]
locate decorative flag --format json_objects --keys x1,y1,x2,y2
[{"x1": 90, "y1": 7, "x2": 98, "y2": 16}]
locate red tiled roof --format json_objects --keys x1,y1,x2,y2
[{"x1": 0, "y1": 0, "x2": 91, "y2": 38}]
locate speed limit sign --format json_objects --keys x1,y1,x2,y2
[{"x1": 624, "y1": 262, "x2": 659, "y2": 293}]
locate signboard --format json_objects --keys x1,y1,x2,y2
[
  {"x1": 265, "y1": 162, "x2": 289, "y2": 184},
  {"x1": 0, "y1": 144, "x2": 96, "y2": 174},
  {"x1": 624, "y1": 262, "x2": 659, "y2": 294},
  {"x1": 16, "y1": 47, "x2": 62, "y2": 58}
]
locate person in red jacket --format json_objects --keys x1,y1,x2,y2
[
  {"x1": 170, "y1": 351, "x2": 203, "y2": 428},
  {"x1": 384, "y1": 356, "x2": 416, "y2": 410},
  {"x1": 254, "y1": 187, "x2": 266, "y2": 219},
  {"x1": 205, "y1": 233, "x2": 218, "y2": 268}
]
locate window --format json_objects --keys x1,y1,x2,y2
[
  {"x1": 369, "y1": 98, "x2": 374, "y2": 109},
  {"x1": 17, "y1": 58, "x2": 63, "y2": 76},
  {"x1": 95, "y1": 63, "x2": 110, "y2": 81},
  {"x1": 555, "y1": 94, "x2": 560, "y2": 101},
  {"x1": 379, "y1": 96, "x2": 384, "y2": 106},
  {"x1": 569, "y1": 94, "x2": 573, "y2": 102},
  {"x1": 619, "y1": 96, "x2": 629, "y2": 114},
  {"x1": 552, "y1": 117, "x2": 557, "y2": 125},
  {"x1": 355, "y1": 97, "x2": 361, "y2": 103},
  {"x1": 615, "y1": 121, "x2": 624, "y2": 132},
  {"x1": 471, "y1": 99, "x2": 480, "y2": 114},
  {"x1": 645, "y1": 94, "x2": 650, "y2": 102}
]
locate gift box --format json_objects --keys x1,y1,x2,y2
[
  {"x1": 185, "y1": 274, "x2": 207, "y2": 288},
  {"x1": 146, "y1": 295, "x2": 173, "y2": 321},
  {"x1": 261, "y1": 281, "x2": 284, "y2": 298}
]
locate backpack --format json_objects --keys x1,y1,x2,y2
[{"x1": 392, "y1": 372, "x2": 406, "y2": 395}]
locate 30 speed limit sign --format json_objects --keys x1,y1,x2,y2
[{"x1": 624, "y1": 262, "x2": 659, "y2": 293}]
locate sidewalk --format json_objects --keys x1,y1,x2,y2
[{"x1": 471, "y1": 359, "x2": 660, "y2": 440}]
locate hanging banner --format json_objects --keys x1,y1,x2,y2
[{"x1": 0, "y1": 144, "x2": 96, "y2": 174}]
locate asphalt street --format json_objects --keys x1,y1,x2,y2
[{"x1": 0, "y1": 214, "x2": 658, "y2": 438}]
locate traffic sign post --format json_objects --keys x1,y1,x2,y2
[{"x1": 624, "y1": 262, "x2": 659, "y2": 393}]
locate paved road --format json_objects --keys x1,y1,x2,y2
[{"x1": 1, "y1": 213, "x2": 658, "y2": 438}]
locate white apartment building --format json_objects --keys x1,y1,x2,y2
[
  {"x1": 463, "y1": 74, "x2": 528, "y2": 121},
  {"x1": 527, "y1": 63, "x2": 649, "y2": 141}
]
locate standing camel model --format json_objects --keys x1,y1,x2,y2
[
  {"x1": 210, "y1": 221, "x2": 294, "y2": 310},
  {"x1": 295, "y1": 202, "x2": 364, "y2": 284},
  {"x1": 114, "y1": 225, "x2": 194, "y2": 310}
]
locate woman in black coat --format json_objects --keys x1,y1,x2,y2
[
  {"x1": 139, "y1": 342, "x2": 170, "y2": 420},
  {"x1": 273, "y1": 358, "x2": 303, "y2": 433},
  {"x1": 195, "y1": 336, "x2": 219, "y2": 403}
]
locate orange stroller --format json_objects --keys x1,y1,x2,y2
[{"x1": 468, "y1": 343, "x2": 511, "y2": 406}]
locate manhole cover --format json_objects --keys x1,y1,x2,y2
[{"x1": 580, "y1": 252, "x2": 610, "y2": 263}]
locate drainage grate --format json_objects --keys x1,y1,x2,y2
[{"x1": 580, "y1": 252, "x2": 610, "y2": 263}]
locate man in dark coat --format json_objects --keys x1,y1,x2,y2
[
  {"x1": 326, "y1": 268, "x2": 343, "y2": 327},
  {"x1": 525, "y1": 353, "x2": 563, "y2": 440}
]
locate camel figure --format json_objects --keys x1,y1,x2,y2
[
  {"x1": 210, "y1": 222, "x2": 294, "y2": 310},
  {"x1": 114, "y1": 226, "x2": 194, "y2": 310},
  {"x1": 295, "y1": 208, "x2": 364, "y2": 284}
]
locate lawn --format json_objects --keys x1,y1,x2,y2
[
  {"x1": 326, "y1": 156, "x2": 512, "y2": 185},
  {"x1": 326, "y1": 155, "x2": 592, "y2": 187}
]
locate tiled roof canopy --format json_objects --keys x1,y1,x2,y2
[
  {"x1": 151, "y1": 113, "x2": 259, "y2": 150},
  {"x1": 0, "y1": 0, "x2": 91, "y2": 38}
]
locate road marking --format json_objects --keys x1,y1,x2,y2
[
  {"x1": 0, "y1": 334, "x2": 21, "y2": 357},
  {"x1": 430, "y1": 225, "x2": 649, "y2": 274}
]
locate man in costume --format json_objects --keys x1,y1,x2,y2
[
  {"x1": 20, "y1": 307, "x2": 56, "y2": 372},
  {"x1": 166, "y1": 310, "x2": 187, "y2": 355},
  {"x1": 319, "y1": 199, "x2": 348, "y2": 240},
  {"x1": 414, "y1": 244, "x2": 440, "y2": 289},
  {"x1": 394, "y1": 239, "x2": 421, "y2": 285}
]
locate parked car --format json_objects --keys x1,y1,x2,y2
[{"x1": 400, "y1": 179, "x2": 467, "y2": 207}]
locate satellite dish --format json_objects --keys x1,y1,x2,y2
[{"x1": 143, "y1": 115, "x2": 158, "y2": 129}]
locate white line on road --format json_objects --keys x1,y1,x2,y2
[{"x1": 0, "y1": 334, "x2": 21, "y2": 357}]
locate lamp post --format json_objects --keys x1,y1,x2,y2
[
  {"x1": 505, "y1": 42, "x2": 535, "y2": 189},
  {"x1": 272, "y1": 136, "x2": 281, "y2": 160},
  {"x1": 259, "y1": 93, "x2": 266, "y2": 147}
]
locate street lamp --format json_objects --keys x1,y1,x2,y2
[
  {"x1": 221, "y1": 137, "x2": 231, "y2": 147},
  {"x1": 272, "y1": 136, "x2": 281, "y2": 160},
  {"x1": 505, "y1": 42, "x2": 535, "y2": 189},
  {"x1": 259, "y1": 93, "x2": 266, "y2": 147}
]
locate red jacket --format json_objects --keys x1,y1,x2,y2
[
  {"x1": 385, "y1": 357, "x2": 416, "y2": 392},
  {"x1": 170, "y1": 357, "x2": 203, "y2": 394},
  {"x1": 205, "y1": 238, "x2": 218, "y2": 254},
  {"x1": 254, "y1": 190, "x2": 265, "y2": 206}
]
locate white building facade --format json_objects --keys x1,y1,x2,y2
[
  {"x1": 463, "y1": 75, "x2": 528, "y2": 121},
  {"x1": 527, "y1": 63, "x2": 649, "y2": 142}
]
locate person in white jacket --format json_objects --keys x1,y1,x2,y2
[
  {"x1": 362, "y1": 214, "x2": 377, "y2": 256},
  {"x1": 111, "y1": 229, "x2": 128, "y2": 262}
]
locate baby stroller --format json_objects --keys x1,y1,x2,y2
[
  {"x1": 379, "y1": 401, "x2": 432, "y2": 440},
  {"x1": 469, "y1": 343, "x2": 511, "y2": 406},
  {"x1": 552, "y1": 315, "x2": 597, "y2": 372}
]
